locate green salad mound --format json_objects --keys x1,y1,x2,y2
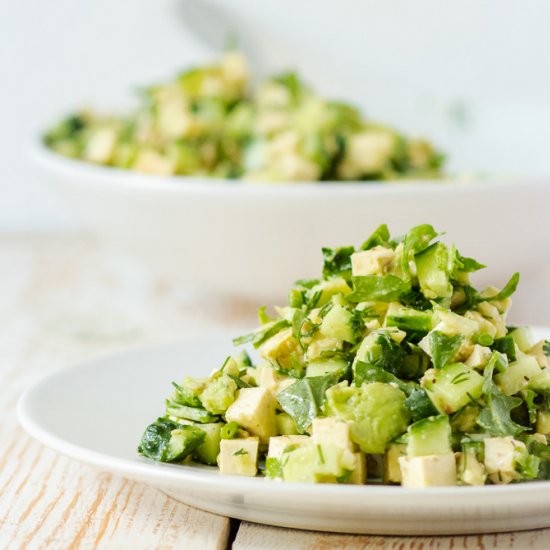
[
  {"x1": 139, "y1": 224, "x2": 550, "y2": 487},
  {"x1": 44, "y1": 52, "x2": 443, "y2": 182}
]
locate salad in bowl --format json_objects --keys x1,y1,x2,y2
[{"x1": 44, "y1": 52, "x2": 443, "y2": 182}]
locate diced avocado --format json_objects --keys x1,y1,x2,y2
[
  {"x1": 399, "y1": 454, "x2": 457, "y2": 487},
  {"x1": 325, "y1": 382, "x2": 410, "y2": 453},
  {"x1": 200, "y1": 374, "x2": 237, "y2": 414},
  {"x1": 218, "y1": 437, "x2": 259, "y2": 476},
  {"x1": 349, "y1": 452, "x2": 367, "y2": 484},
  {"x1": 494, "y1": 356, "x2": 542, "y2": 396},
  {"x1": 509, "y1": 327, "x2": 534, "y2": 353},
  {"x1": 306, "y1": 358, "x2": 348, "y2": 378},
  {"x1": 421, "y1": 364, "x2": 484, "y2": 414},
  {"x1": 537, "y1": 411, "x2": 550, "y2": 435},
  {"x1": 276, "y1": 412, "x2": 299, "y2": 435},
  {"x1": 319, "y1": 304, "x2": 355, "y2": 343},
  {"x1": 407, "y1": 415, "x2": 452, "y2": 457},
  {"x1": 450, "y1": 404, "x2": 480, "y2": 433},
  {"x1": 281, "y1": 443, "x2": 356, "y2": 483},
  {"x1": 384, "y1": 442, "x2": 407, "y2": 483},
  {"x1": 193, "y1": 422, "x2": 223, "y2": 465},
  {"x1": 415, "y1": 242, "x2": 453, "y2": 299},
  {"x1": 385, "y1": 302, "x2": 433, "y2": 333},
  {"x1": 457, "y1": 441, "x2": 486, "y2": 486}
]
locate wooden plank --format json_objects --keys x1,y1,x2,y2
[
  {"x1": 0, "y1": 235, "x2": 232, "y2": 550},
  {"x1": 233, "y1": 522, "x2": 550, "y2": 550}
]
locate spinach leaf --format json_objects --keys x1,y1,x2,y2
[
  {"x1": 138, "y1": 418, "x2": 205, "y2": 462},
  {"x1": 372, "y1": 332, "x2": 407, "y2": 377},
  {"x1": 486, "y1": 272, "x2": 520, "y2": 301},
  {"x1": 400, "y1": 224, "x2": 438, "y2": 278},
  {"x1": 429, "y1": 331, "x2": 463, "y2": 369},
  {"x1": 492, "y1": 335, "x2": 517, "y2": 362},
  {"x1": 276, "y1": 374, "x2": 339, "y2": 433},
  {"x1": 348, "y1": 274, "x2": 409, "y2": 303},
  {"x1": 405, "y1": 388, "x2": 439, "y2": 421},
  {"x1": 322, "y1": 246, "x2": 355, "y2": 280},
  {"x1": 456, "y1": 253, "x2": 486, "y2": 273},
  {"x1": 227, "y1": 374, "x2": 254, "y2": 389},
  {"x1": 360, "y1": 224, "x2": 390, "y2": 251},
  {"x1": 476, "y1": 352, "x2": 526, "y2": 437},
  {"x1": 233, "y1": 319, "x2": 290, "y2": 348},
  {"x1": 399, "y1": 289, "x2": 432, "y2": 311}
]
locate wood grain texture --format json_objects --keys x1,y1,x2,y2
[
  {"x1": 0, "y1": 235, "x2": 235, "y2": 550},
  {"x1": 233, "y1": 522, "x2": 550, "y2": 550},
  {"x1": 2, "y1": 234, "x2": 550, "y2": 549}
]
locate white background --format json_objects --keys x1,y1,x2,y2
[{"x1": 2, "y1": 0, "x2": 550, "y2": 230}]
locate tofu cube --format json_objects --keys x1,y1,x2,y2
[
  {"x1": 399, "y1": 454, "x2": 457, "y2": 487},
  {"x1": 259, "y1": 364, "x2": 295, "y2": 395},
  {"x1": 311, "y1": 418, "x2": 355, "y2": 451},
  {"x1": 351, "y1": 247, "x2": 394, "y2": 277},
  {"x1": 484, "y1": 436, "x2": 524, "y2": 484},
  {"x1": 218, "y1": 437, "x2": 259, "y2": 476},
  {"x1": 225, "y1": 387, "x2": 277, "y2": 444}
]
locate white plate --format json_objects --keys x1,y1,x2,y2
[
  {"x1": 18, "y1": 333, "x2": 550, "y2": 535},
  {"x1": 32, "y1": 143, "x2": 550, "y2": 325}
]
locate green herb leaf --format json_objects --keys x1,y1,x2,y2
[
  {"x1": 354, "y1": 360, "x2": 413, "y2": 395},
  {"x1": 322, "y1": 246, "x2": 355, "y2": 281},
  {"x1": 492, "y1": 335, "x2": 517, "y2": 362},
  {"x1": 233, "y1": 319, "x2": 290, "y2": 348},
  {"x1": 401, "y1": 224, "x2": 438, "y2": 278},
  {"x1": 456, "y1": 253, "x2": 486, "y2": 273},
  {"x1": 276, "y1": 374, "x2": 339, "y2": 433},
  {"x1": 476, "y1": 352, "x2": 526, "y2": 437},
  {"x1": 233, "y1": 448, "x2": 248, "y2": 456},
  {"x1": 348, "y1": 274, "x2": 409, "y2": 303},
  {"x1": 360, "y1": 224, "x2": 390, "y2": 251},
  {"x1": 486, "y1": 272, "x2": 520, "y2": 302},
  {"x1": 429, "y1": 331, "x2": 463, "y2": 369}
]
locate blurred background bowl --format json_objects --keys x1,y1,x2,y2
[{"x1": 34, "y1": 142, "x2": 550, "y2": 322}]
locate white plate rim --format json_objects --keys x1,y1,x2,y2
[{"x1": 16, "y1": 337, "x2": 550, "y2": 502}]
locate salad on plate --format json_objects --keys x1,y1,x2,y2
[
  {"x1": 44, "y1": 53, "x2": 443, "y2": 182},
  {"x1": 139, "y1": 224, "x2": 550, "y2": 487}
]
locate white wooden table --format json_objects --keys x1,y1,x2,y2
[{"x1": 1, "y1": 234, "x2": 550, "y2": 549}]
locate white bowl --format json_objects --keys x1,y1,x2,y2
[{"x1": 33, "y1": 143, "x2": 550, "y2": 320}]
